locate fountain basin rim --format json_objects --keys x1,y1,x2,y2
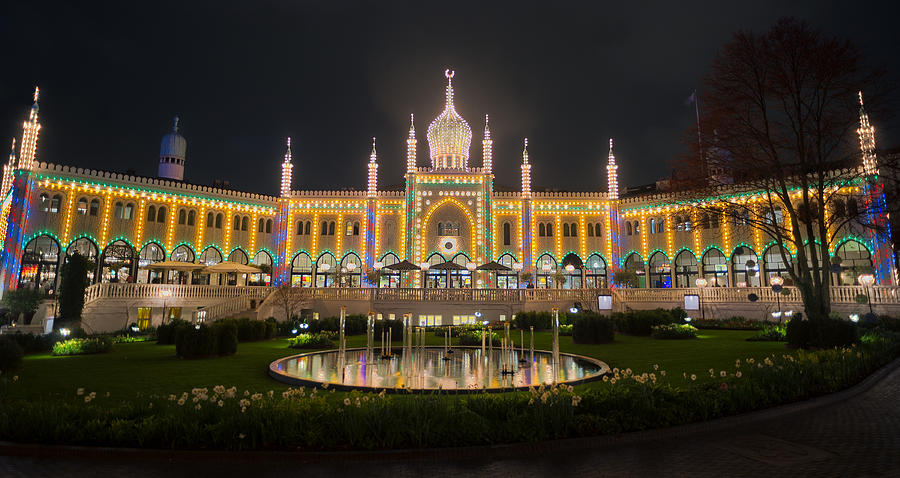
[{"x1": 268, "y1": 346, "x2": 610, "y2": 394}]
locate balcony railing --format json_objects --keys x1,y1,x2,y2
[{"x1": 84, "y1": 283, "x2": 272, "y2": 305}]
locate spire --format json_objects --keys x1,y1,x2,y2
[
  {"x1": 8, "y1": 138, "x2": 15, "y2": 164},
  {"x1": 1, "y1": 138, "x2": 15, "y2": 195},
  {"x1": 18, "y1": 86, "x2": 42, "y2": 171},
  {"x1": 607, "y1": 138, "x2": 619, "y2": 201},
  {"x1": 280, "y1": 137, "x2": 293, "y2": 198},
  {"x1": 445, "y1": 69, "x2": 455, "y2": 107},
  {"x1": 858, "y1": 91, "x2": 877, "y2": 176},
  {"x1": 482, "y1": 114, "x2": 493, "y2": 173},
  {"x1": 406, "y1": 114, "x2": 417, "y2": 174},
  {"x1": 521, "y1": 138, "x2": 532, "y2": 199},
  {"x1": 173, "y1": 115, "x2": 180, "y2": 133},
  {"x1": 367, "y1": 137, "x2": 378, "y2": 197}
]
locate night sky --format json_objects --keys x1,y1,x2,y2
[{"x1": 1, "y1": 1, "x2": 898, "y2": 196}]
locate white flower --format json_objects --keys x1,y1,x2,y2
[
  {"x1": 735, "y1": 371, "x2": 742, "y2": 378},
  {"x1": 195, "y1": 404, "x2": 202, "y2": 410},
  {"x1": 343, "y1": 398, "x2": 351, "y2": 406},
  {"x1": 218, "y1": 400, "x2": 224, "y2": 407},
  {"x1": 690, "y1": 374, "x2": 696, "y2": 381},
  {"x1": 653, "y1": 364, "x2": 659, "y2": 370},
  {"x1": 720, "y1": 371, "x2": 727, "y2": 377},
  {"x1": 177, "y1": 398, "x2": 185, "y2": 406},
  {"x1": 76, "y1": 388, "x2": 85, "y2": 396},
  {"x1": 84, "y1": 396, "x2": 92, "y2": 403}
]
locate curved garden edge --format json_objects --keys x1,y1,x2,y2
[{"x1": 1, "y1": 356, "x2": 897, "y2": 465}]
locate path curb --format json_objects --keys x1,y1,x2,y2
[{"x1": 2, "y1": 357, "x2": 898, "y2": 465}]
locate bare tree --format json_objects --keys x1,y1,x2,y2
[
  {"x1": 270, "y1": 282, "x2": 303, "y2": 322},
  {"x1": 672, "y1": 18, "x2": 892, "y2": 320}
]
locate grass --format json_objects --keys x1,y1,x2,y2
[{"x1": 5, "y1": 329, "x2": 786, "y2": 400}]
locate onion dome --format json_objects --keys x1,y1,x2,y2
[
  {"x1": 426, "y1": 70, "x2": 472, "y2": 170},
  {"x1": 160, "y1": 116, "x2": 187, "y2": 161}
]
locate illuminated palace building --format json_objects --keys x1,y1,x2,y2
[{"x1": 0, "y1": 71, "x2": 894, "y2": 301}]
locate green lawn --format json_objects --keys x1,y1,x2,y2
[{"x1": 5, "y1": 330, "x2": 785, "y2": 400}]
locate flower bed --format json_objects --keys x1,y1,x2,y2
[
  {"x1": 1, "y1": 332, "x2": 895, "y2": 451},
  {"x1": 651, "y1": 324, "x2": 699, "y2": 340},
  {"x1": 51, "y1": 337, "x2": 113, "y2": 356}
]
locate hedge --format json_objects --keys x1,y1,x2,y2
[
  {"x1": 571, "y1": 312, "x2": 615, "y2": 344},
  {"x1": 611, "y1": 308, "x2": 686, "y2": 336},
  {"x1": 52, "y1": 337, "x2": 114, "y2": 356}
]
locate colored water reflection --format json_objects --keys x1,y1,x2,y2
[{"x1": 272, "y1": 347, "x2": 607, "y2": 391}]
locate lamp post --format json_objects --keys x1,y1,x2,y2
[
  {"x1": 695, "y1": 277, "x2": 707, "y2": 320},
  {"x1": 858, "y1": 273, "x2": 876, "y2": 318},
  {"x1": 770, "y1": 275, "x2": 784, "y2": 321},
  {"x1": 160, "y1": 288, "x2": 173, "y2": 325}
]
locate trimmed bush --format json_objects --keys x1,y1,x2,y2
[
  {"x1": 690, "y1": 317, "x2": 763, "y2": 330},
  {"x1": 612, "y1": 308, "x2": 685, "y2": 336},
  {"x1": 287, "y1": 333, "x2": 335, "y2": 349},
  {"x1": 52, "y1": 337, "x2": 113, "y2": 356},
  {"x1": 786, "y1": 316, "x2": 858, "y2": 349},
  {"x1": 265, "y1": 318, "x2": 277, "y2": 339},
  {"x1": 0, "y1": 336, "x2": 24, "y2": 373},
  {"x1": 559, "y1": 324, "x2": 573, "y2": 336},
  {"x1": 1, "y1": 332, "x2": 54, "y2": 354},
  {"x1": 571, "y1": 313, "x2": 615, "y2": 344},
  {"x1": 650, "y1": 324, "x2": 698, "y2": 339},
  {"x1": 459, "y1": 330, "x2": 500, "y2": 346},
  {"x1": 747, "y1": 324, "x2": 787, "y2": 342},
  {"x1": 512, "y1": 311, "x2": 573, "y2": 330},
  {"x1": 175, "y1": 324, "x2": 219, "y2": 359},
  {"x1": 157, "y1": 319, "x2": 189, "y2": 345},
  {"x1": 307, "y1": 315, "x2": 367, "y2": 336},
  {"x1": 213, "y1": 321, "x2": 238, "y2": 355}
]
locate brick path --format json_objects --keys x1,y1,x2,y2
[{"x1": 2, "y1": 361, "x2": 899, "y2": 477}]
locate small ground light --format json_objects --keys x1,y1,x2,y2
[
  {"x1": 684, "y1": 317, "x2": 692, "y2": 322},
  {"x1": 772, "y1": 311, "x2": 782, "y2": 319},
  {"x1": 299, "y1": 323, "x2": 309, "y2": 329},
  {"x1": 194, "y1": 324, "x2": 201, "y2": 330},
  {"x1": 474, "y1": 311, "x2": 482, "y2": 318},
  {"x1": 569, "y1": 307, "x2": 578, "y2": 314},
  {"x1": 784, "y1": 310, "x2": 793, "y2": 318},
  {"x1": 130, "y1": 325, "x2": 140, "y2": 333},
  {"x1": 60, "y1": 328, "x2": 71, "y2": 337},
  {"x1": 291, "y1": 328, "x2": 298, "y2": 334},
  {"x1": 850, "y1": 314, "x2": 860, "y2": 323}
]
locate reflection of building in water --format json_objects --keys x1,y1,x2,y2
[{"x1": 0, "y1": 73, "x2": 894, "y2": 296}]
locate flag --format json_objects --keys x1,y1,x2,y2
[{"x1": 684, "y1": 90, "x2": 697, "y2": 106}]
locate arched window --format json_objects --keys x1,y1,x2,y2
[
  {"x1": 258, "y1": 218, "x2": 264, "y2": 232},
  {"x1": 147, "y1": 205, "x2": 156, "y2": 222},
  {"x1": 563, "y1": 223, "x2": 570, "y2": 237},
  {"x1": 66, "y1": 237, "x2": 99, "y2": 284},
  {"x1": 648, "y1": 251, "x2": 671, "y2": 288},
  {"x1": 187, "y1": 210, "x2": 195, "y2": 226},
  {"x1": 169, "y1": 244, "x2": 193, "y2": 263},
  {"x1": 39, "y1": 193, "x2": 50, "y2": 212},
  {"x1": 587, "y1": 223, "x2": 594, "y2": 237},
  {"x1": 50, "y1": 194, "x2": 62, "y2": 213},
  {"x1": 538, "y1": 223, "x2": 545, "y2": 237},
  {"x1": 585, "y1": 254, "x2": 607, "y2": 288},
  {"x1": 570, "y1": 223, "x2": 577, "y2": 237},
  {"x1": 623, "y1": 253, "x2": 645, "y2": 288},
  {"x1": 178, "y1": 209, "x2": 187, "y2": 225},
  {"x1": 291, "y1": 252, "x2": 313, "y2": 287},
  {"x1": 649, "y1": 218, "x2": 656, "y2": 234},
  {"x1": 297, "y1": 221, "x2": 304, "y2": 235},
  {"x1": 156, "y1": 206, "x2": 166, "y2": 223},
  {"x1": 632, "y1": 221, "x2": 639, "y2": 234},
  {"x1": 834, "y1": 240, "x2": 873, "y2": 285},
  {"x1": 20, "y1": 235, "x2": 61, "y2": 292},
  {"x1": 241, "y1": 216, "x2": 248, "y2": 231},
  {"x1": 346, "y1": 221, "x2": 354, "y2": 236},
  {"x1": 114, "y1": 202, "x2": 123, "y2": 219},
  {"x1": 208, "y1": 212, "x2": 214, "y2": 228},
  {"x1": 496, "y1": 252, "x2": 518, "y2": 289},
  {"x1": 625, "y1": 222, "x2": 632, "y2": 235},
  {"x1": 709, "y1": 214, "x2": 719, "y2": 228},
  {"x1": 215, "y1": 213, "x2": 223, "y2": 229},
  {"x1": 341, "y1": 253, "x2": 362, "y2": 287},
  {"x1": 379, "y1": 252, "x2": 401, "y2": 288},
  {"x1": 233, "y1": 215, "x2": 240, "y2": 230},
  {"x1": 137, "y1": 243, "x2": 165, "y2": 283},
  {"x1": 321, "y1": 221, "x2": 328, "y2": 235},
  {"x1": 700, "y1": 214, "x2": 710, "y2": 229},
  {"x1": 266, "y1": 219, "x2": 273, "y2": 234},
  {"x1": 99, "y1": 240, "x2": 135, "y2": 283},
  {"x1": 199, "y1": 247, "x2": 223, "y2": 266},
  {"x1": 76, "y1": 197, "x2": 88, "y2": 215},
  {"x1": 535, "y1": 253, "x2": 557, "y2": 289},
  {"x1": 123, "y1": 203, "x2": 134, "y2": 220},
  {"x1": 315, "y1": 253, "x2": 337, "y2": 287},
  {"x1": 304, "y1": 221, "x2": 311, "y2": 235},
  {"x1": 251, "y1": 250, "x2": 273, "y2": 286},
  {"x1": 731, "y1": 246, "x2": 760, "y2": 287},
  {"x1": 353, "y1": 221, "x2": 359, "y2": 235},
  {"x1": 762, "y1": 245, "x2": 791, "y2": 285},
  {"x1": 546, "y1": 222, "x2": 553, "y2": 237},
  {"x1": 702, "y1": 248, "x2": 728, "y2": 286},
  {"x1": 89, "y1": 199, "x2": 100, "y2": 216},
  {"x1": 656, "y1": 219, "x2": 664, "y2": 234},
  {"x1": 595, "y1": 223, "x2": 602, "y2": 237},
  {"x1": 674, "y1": 250, "x2": 698, "y2": 287},
  {"x1": 327, "y1": 221, "x2": 334, "y2": 235},
  {"x1": 228, "y1": 248, "x2": 249, "y2": 265},
  {"x1": 503, "y1": 222, "x2": 511, "y2": 245}
]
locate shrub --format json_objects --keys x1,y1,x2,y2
[
  {"x1": 571, "y1": 313, "x2": 615, "y2": 344},
  {"x1": 157, "y1": 319, "x2": 189, "y2": 345},
  {"x1": 690, "y1": 317, "x2": 763, "y2": 330},
  {"x1": 747, "y1": 324, "x2": 787, "y2": 342},
  {"x1": 1, "y1": 332, "x2": 55, "y2": 354},
  {"x1": 307, "y1": 315, "x2": 367, "y2": 335},
  {"x1": 612, "y1": 308, "x2": 684, "y2": 336},
  {"x1": 175, "y1": 324, "x2": 220, "y2": 359},
  {"x1": 0, "y1": 336, "x2": 24, "y2": 373},
  {"x1": 265, "y1": 318, "x2": 278, "y2": 339},
  {"x1": 51, "y1": 337, "x2": 113, "y2": 356},
  {"x1": 287, "y1": 333, "x2": 335, "y2": 349},
  {"x1": 374, "y1": 319, "x2": 403, "y2": 338},
  {"x1": 651, "y1": 324, "x2": 698, "y2": 339},
  {"x1": 213, "y1": 321, "x2": 239, "y2": 355},
  {"x1": 786, "y1": 316, "x2": 858, "y2": 349},
  {"x1": 57, "y1": 251, "x2": 90, "y2": 322},
  {"x1": 559, "y1": 324, "x2": 573, "y2": 336},
  {"x1": 458, "y1": 330, "x2": 500, "y2": 346}
]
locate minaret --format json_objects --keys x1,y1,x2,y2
[
  {"x1": 607, "y1": 139, "x2": 619, "y2": 200},
  {"x1": 280, "y1": 137, "x2": 293, "y2": 198},
  {"x1": 607, "y1": 138, "x2": 620, "y2": 276},
  {"x1": 406, "y1": 114, "x2": 417, "y2": 174},
  {"x1": 2, "y1": 139, "x2": 15, "y2": 196},
  {"x1": 158, "y1": 116, "x2": 186, "y2": 181},
  {"x1": 521, "y1": 138, "x2": 531, "y2": 198},
  {"x1": 482, "y1": 115, "x2": 492, "y2": 173},
  {"x1": 368, "y1": 137, "x2": 378, "y2": 198},
  {"x1": 858, "y1": 91, "x2": 877, "y2": 176},
  {"x1": 18, "y1": 87, "x2": 41, "y2": 172},
  {"x1": 520, "y1": 138, "x2": 533, "y2": 274}
]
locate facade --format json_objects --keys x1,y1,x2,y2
[{"x1": 0, "y1": 72, "x2": 894, "y2": 300}]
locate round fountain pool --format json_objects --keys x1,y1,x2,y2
[{"x1": 269, "y1": 347, "x2": 609, "y2": 393}]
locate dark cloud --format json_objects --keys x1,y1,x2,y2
[{"x1": 1, "y1": 0, "x2": 897, "y2": 195}]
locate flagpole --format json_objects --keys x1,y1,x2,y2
[{"x1": 694, "y1": 89, "x2": 703, "y2": 173}]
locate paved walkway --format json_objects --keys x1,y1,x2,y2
[{"x1": 3, "y1": 362, "x2": 899, "y2": 477}]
